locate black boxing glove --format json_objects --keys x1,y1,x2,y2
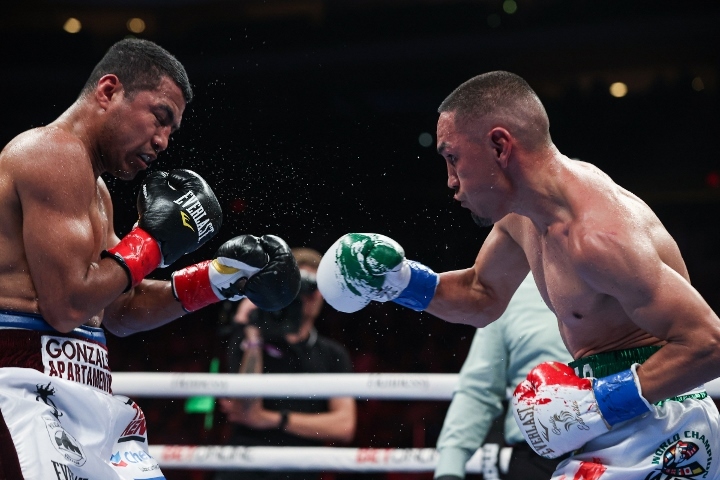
[
  {"x1": 171, "y1": 234, "x2": 301, "y2": 313},
  {"x1": 103, "y1": 169, "x2": 222, "y2": 290}
]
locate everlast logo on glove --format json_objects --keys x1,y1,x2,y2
[
  {"x1": 173, "y1": 190, "x2": 216, "y2": 242},
  {"x1": 512, "y1": 362, "x2": 611, "y2": 459},
  {"x1": 134, "y1": 169, "x2": 223, "y2": 267},
  {"x1": 514, "y1": 405, "x2": 555, "y2": 458}
]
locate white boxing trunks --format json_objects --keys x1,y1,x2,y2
[
  {"x1": 0, "y1": 310, "x2": 164, "y2": 480},
  {"x1": 553, "y1": 347, "x2": 720, "y2": 480}
]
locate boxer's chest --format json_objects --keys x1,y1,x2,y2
[{"x1": 522, "y1": 227, "x2": 631, "y2": 354}]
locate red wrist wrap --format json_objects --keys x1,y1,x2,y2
[
  {"x1": 103, "y1": 227, "x2": 162, "y2": 290},
  {"x1": 172, "y1": 260, "x2": 221, "y2": 312}
]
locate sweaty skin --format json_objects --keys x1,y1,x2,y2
[
  {"x1": 431, "y1": 110, "x2": 720, "y2": 405},
  {"x1": 0, "y1": 75, "x2": 189, "y2": 334}
]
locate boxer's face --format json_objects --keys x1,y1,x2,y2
[
  {"x1": 437, "y1": 111, "x2": 503, "y2": 226},
  {"x1": 99, "y1": 75, "x2": 185, "y2": 180}
]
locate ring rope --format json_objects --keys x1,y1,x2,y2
[
  {"x1": 123, "y1": 374, "x2": 720, "y2": 473},
  {"x1": 112, "y1": 372, "x2": 720, "y2": 399},
  {"x1": 148, "y1": 445, "x2": 513, "y2": 474},
  {"x1": 112, "y1": 372, "x2": 460, "y2": 399}
]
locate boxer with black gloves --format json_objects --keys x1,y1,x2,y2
[
  {"x1": 0, "y1": 38, "x2": 300, "y2": 480},
  {"x1": 172, "y1": 234, "x2": 301, "y2": 313},
  {"x1": 103, "y1": 168, "x2": 223, "y2": 290}
]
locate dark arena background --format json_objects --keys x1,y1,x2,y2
[{"x1": 1, "y1": 1, "x2": 719, "y2": 479}]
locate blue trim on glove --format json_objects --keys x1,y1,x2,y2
[
  {"x1": 594, "y1": 368, "x2": 651, "y2": 426},
  {"x1": 392, "y1": 260, "x2": 438, "y2": 311}
]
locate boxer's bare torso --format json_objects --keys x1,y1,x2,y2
[
  {"x1": 0, "y1": 125, "x2": 112, "y2": 328},
  {"x1": 0, "y1": 75, "x2": 187, "y2": 334},
  {"x1": 432, "y1": 107, "x2": 720, "y2": 402},
  {"x1": 500, "y1": 160, "x2": 682, "y2": 359}
]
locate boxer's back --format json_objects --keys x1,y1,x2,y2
[
  {"x1": 0, "y1": 129, "x2": 45, "y2": 313},
  {"x1": 0, "y1": 126, "x2": 109, "y2": 317}
]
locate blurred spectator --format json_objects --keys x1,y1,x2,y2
[{"x1": 214, "y1": 247, "x2": 356, "y2": 480}]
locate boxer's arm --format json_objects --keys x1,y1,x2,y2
[
  {"x1": 105, "y1": 234, "x2": 302, "y2": 336},
  {"x1": 101, "y1": 279, "x2": 187, "y2": 337},
  {"x1": 98, "y1": 202, "x2": 187, "y2": 337},
  {"x1": 16, "y1": 142, "x2": 132, "y2": 332},
  {"x1": 575, "y1": 228, "x2": 720, "y2": 403},
  {"x1": 318, "y1": 224, "x2": 529, "y2": 327},
  {"x1": 427, "y1": 223, "x2": 530, "y2": 328}
]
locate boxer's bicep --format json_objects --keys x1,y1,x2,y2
[
  {"x1": 97, "y1": 176, "x2": 121, "y2": 248},
  {"x1": 16, "y1": 148, "x2": 124, "y2": 330},
  {"x1": 472, "y1": 223, "x2": 531, "y2": 296},
  {"x1": 429, "y1": 224, "x2": 529, "y2": 327},
  {"x1": 20, "y1": 161, "x2": 94, "y2": 282},
  {"x1": 625, "y1": 265, "x2": 720, "y2": 402}
]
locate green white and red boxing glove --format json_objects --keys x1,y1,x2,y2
[
  {"x1": 511, "y1": 361, "x2": 653, "y2": 459},
  {"x1": 103, "y1": 169, "x2": 222, "y2": 290},
  {"x1": 316, "y1": 233, "x2": 438, "y2": 313},
  {"x1": 171, "y1": 234, "x2": 301, "y2": 313}
]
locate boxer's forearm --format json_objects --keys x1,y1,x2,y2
[
  {"x1": 37, "y1": 256, "x2": 139, "y2": 333},
  {"x1": 635, "y1": 338, "x2": 720, "y2": 404},
  {"x1": 101, "y1": 279, "x2": 187, "y2": 336},
  {"x1": 426, "y1": 270, "x2": 502, "y2": 328}
]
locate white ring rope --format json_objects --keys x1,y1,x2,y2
[
  {"x1": 148, "y1": 444, "x2": 513, "y2": 474},
  {"x1": 112, "y1": 372, "x2": 720, "y2": 399},
  {"x1": 112, "y1": 372, "x2": 460, "y2": 399},
  {"x1": 115, "y1": 373, "x2": 720, "y2": 472}
]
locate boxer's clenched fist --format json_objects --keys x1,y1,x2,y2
[
  {"x1": 317, "y1": 233, "x2": 438, "y2": 313},
  {"x1": 171, "y1": 234, "x2": 301, "y2": 313},
  {"x1": 512, "y1": 361, "x2": 652, "y2": 458},
  {"x1": 103, "y1": 169, "x2": 222, "y2": 290}
]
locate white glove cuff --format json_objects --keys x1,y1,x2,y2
[
  {"x1": 374, "y1": 261, "x2": 412, "y2": 301},
  {"x1": 209, "y1": 257, "x2": 262, "y2": 301},
  {"x1": 630, "y1": 363, "x2": 654, "y2": 411}
]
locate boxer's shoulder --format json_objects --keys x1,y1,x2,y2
[
  {"x1": 3, "y1": 127, "x2": 96, "y2": 197},
  {"x1": 4, "y1": 125, "x2": 88, "y2": 161}
]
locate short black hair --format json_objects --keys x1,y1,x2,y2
[
  {"x1": 81, "y1": 38, "x2": 193, "y2": 103},
  {"x1": 438, "y1": 71, "x2": 539, "y2": 118},
  {"x1": 438, "y1": 71, "x2": 551, "y2": 148}
]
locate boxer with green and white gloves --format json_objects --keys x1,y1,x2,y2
[{"x1": 317, "y1": 233, "x2": 438, "y2": 313}]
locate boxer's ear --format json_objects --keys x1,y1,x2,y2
[
  {"x1": 489, "y1": 127, "x2": 512, "y2": 169},
  {"x1": 95, "y1": 74, "x2": 122, "y2": 109}
]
